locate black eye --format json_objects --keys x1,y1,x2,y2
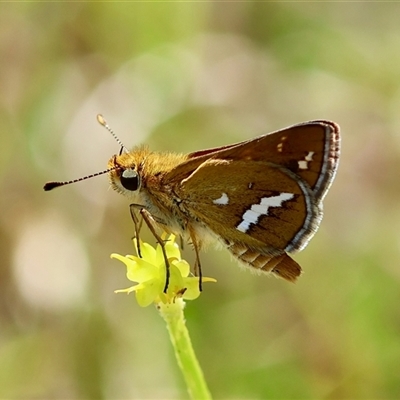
[{"x1": 120, "y1": 169, "x2": 140, "y2": 191}]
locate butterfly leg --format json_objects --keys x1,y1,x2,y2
[
  {"x1": 129, "y1": 204, "x2": 171, "y2": 293},
  {"x1": 187, "y1": 225, "x2": 203, "y2": 291},
  {"x1": 129, "y1": 204, "x2": 143, "y2": 258}
]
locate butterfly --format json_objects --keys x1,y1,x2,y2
[{"x1": 45, "y1": 117, "x2": 340, "y2": 289}]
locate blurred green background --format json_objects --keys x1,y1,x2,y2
[{"x1": 1, "y1": 3, "x2": 400, "y2": 399}]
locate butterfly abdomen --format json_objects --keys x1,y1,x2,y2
[{"x1": 225, "y1": 240, "x2": 302, "y2": 282}]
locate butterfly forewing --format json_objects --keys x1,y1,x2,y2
[{"x1": 186, "y1": 120, "x2": 340, "y2": 201}]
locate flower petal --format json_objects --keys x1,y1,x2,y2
[
  {"x1": 111, "y1": 253, "x2": 135, "y2": 267},
  {"x1": 173, "y1": 259, "x2": 190, "y2": 277},
  {"x1": 166, "y1": 264, "x2": 185, "y2": 296},
  {"x1": 164, "y1": 237, "x2": 181, "y2": 259},
  {"x1": 135, "y1": 278, "x2": 164, "y2": 307},
  {"x1": 155, "y1": 235, "x2": 181, "y2": 265},
  {"x1": 181, "y1": 278, "x2": 202, "y2": 300},
  {"x1": 127, "y1": 259, "x2": 159, "y2": 283},
  {"x1": 114, "y1": 286, "x2": 136, "y2": 294},
  {"x1": 137, "y1": 241, "x2": 157, "y2": 263},
  {"x1": 182, "y1": 277, "x2": 217, "y2": 300}
]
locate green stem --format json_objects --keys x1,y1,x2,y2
[{"x1": 158, "y1": 299, "x2": 212, "y2": 400}]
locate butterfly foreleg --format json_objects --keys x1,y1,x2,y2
[
  {"x1": 129, "y1": 203, "x2": 144, "y2": 258},
  {"x1": 129, "y1": 203, "x2": 171, "y2": 293}
]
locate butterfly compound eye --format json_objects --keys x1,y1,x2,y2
[{"x1": 120, "y1": 169, "x2": 140, "y2": 191}]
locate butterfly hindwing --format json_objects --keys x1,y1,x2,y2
[{"x1": 176, "y1": 158, "x2": 320, "y2": 254}]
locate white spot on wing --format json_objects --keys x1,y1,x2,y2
[
  {"x1": 298, "y1": 151, "x2": 315, "y2": 170},
  {"x1": 242, "y1": 209, "x2": 259, "y2": 224},
  {"x1": 276, "y1": 136, "x2": 287, "y2": 153},
  {"x1": 305, "y1": 151, "x2": 314, "y2": 161},
  {"x1": 213, "y1": 192, "x2": 229, "y2": 205},
  {"x1": 237, "y1": 220, "x2": 251, "y2": 233},
  {"x1": 236, "y1": 193, "x2": 294, "y2": 233},
  {"x1": 298, "y1": 160, "x2": 308, "y2": 170}
]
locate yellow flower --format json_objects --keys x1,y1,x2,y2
[{"x1": 112, "y1": 234, "x2": 216, "y2": 307}]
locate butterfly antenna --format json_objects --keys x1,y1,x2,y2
[
  {"x1": 97, "y1": 114, "x2": 128, "y2": 153},
  {"x1": 43, "y1": 166, "x2": 118, "y2": 191},
  {"x1": 44, "y1": 114, "x2": 126, "y2": 191}
]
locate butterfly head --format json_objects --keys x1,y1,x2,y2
[{"x1": 108, "y1": 151, "x2": 145, "y2": 197}]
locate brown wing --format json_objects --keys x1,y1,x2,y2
[
  {"x1": 176, "y1": 159, "x2": 321, "y2": 254},
  {"x1": 172, "y1": 120, "x2": 340, "y2": 201}
]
